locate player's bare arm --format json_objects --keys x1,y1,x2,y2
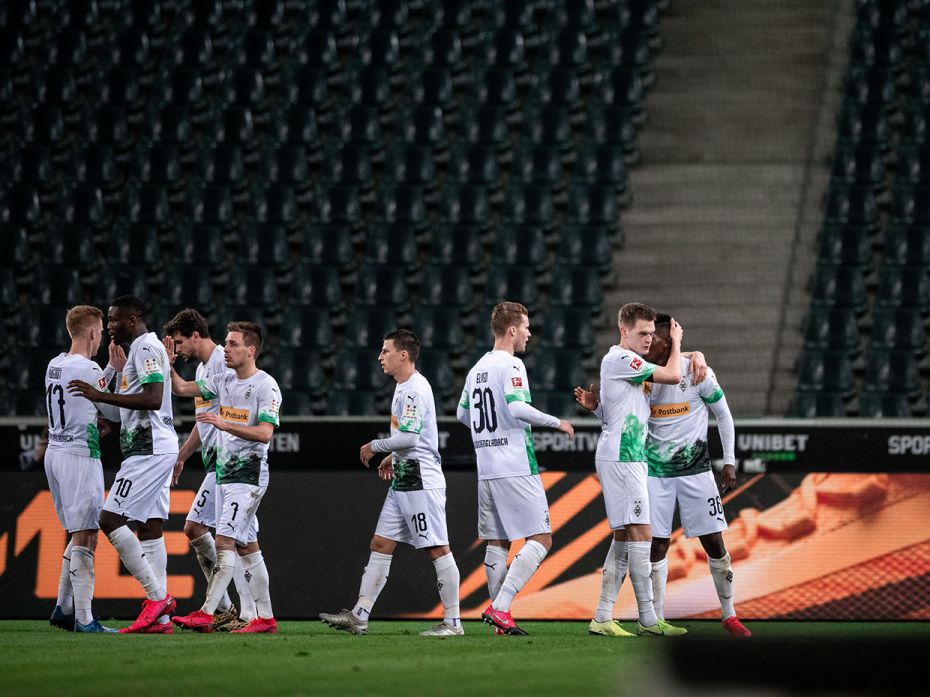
[
  {"x1": 68, "y1": 378, "x2": 163, "y2": 410},
  {"x1": 173, "y1": 427, "x2": 202, "y2": 486},
  {"x1": 650, "y1": 319, "x2": 683, "y2": 385},
  {"x1": 196, "y1": 413, "x2": 273, "y2": 444},
  {"x1": 682, "y1": 351, "x2": 708, "y2": 383}
]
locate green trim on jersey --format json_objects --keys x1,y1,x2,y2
[
  {"x1": 257, "y1": 411, "x2": 279, "y2": 426},
  {"x1": 139, "y1": 372, "x2": 164, "y2": 385},
  {"x1": 120, "y1": 423, "x2": 154, "y2": 457},
  {"x1": 201, "y1": 445, "x2": 218, "y2": 473},
  {"x1": 217, "y1": 452, "x2": 261, "y2": 485},
  {"x1": 523, "y1": 428, "x2": 539, "y2": 475},
  {"x1": 196, "y1": 380, "x2": 218, "y2": 400},
  {"x1": 390, "y1": 457, "x2": 424, "y2": 492},
  {"x1": 618, "y1": 413, "x2": 647, "y2": 462},
  {"x1": 506, "y1": 388, "x2": 531, "y2": 404},
  {"x1": 86, "y1": 423, "x2": 101, "y2": 459},
  {"x1": 397, "y1": 422, "x2": 421, "y2": 434},
  {"x1": 626, "y1": 366, "x2": 655, "y2": 385},
  {"x1": 459, "y1": 393, "x2": 470, "y2": 408},
  {"x1": 702, "y1": 388, "x2": 724, "y2": 404},
  {"x1": 647, "y1": 439, "x2": 712, "y2": 478}
]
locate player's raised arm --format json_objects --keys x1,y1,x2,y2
[{"x1": 649, "y1": 319, "x2": 683, "y2": 385}]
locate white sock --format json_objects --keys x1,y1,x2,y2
[
  {"x1": 241, "y1": 550, "x2": 273, "y2": 619},
  {"x1": 140, "y1": 537, "x2": 170, "y2": 623},
  {"x1": 107, "y1": 526, "x2": 164, "y2": 600},
  {"x1": 190, "y1": 533, "x2": 232, "y2": 613},
  {"x1": 234, "y1": 555, "x2": 256, "y2": 620},
  {"x1": 70, "y1": 546, "x2": 95, "y2": 626},
  {"x1": 708, "y1": 553, "x2": 736, "y2": 620},
  {"x1": 57, "y1": 540, "x2": 74, "y2": 614},
  {"x1": 493, "y1": 540, "x2": 548, "y2": 612},
  {"x1": 352, "y1": 551, "x2": 392, "y2": 621},
  {"x1": 651, "y1": 556, "x2": 669, "y2": 621},
  {"x1": 484, "y1": 545, "x2": 509, "y2": 602},
  {"x1": 433, "y1": 553, "x2": 461, "y2": 627},
  {"x1": 202, "y1": 548, "x2": 236, "y2": 615},
  {"x1": 594, "y1": 540, "x2": 628, "y2": 623},
  {"x1": 628, "y1": 541, "x2": 657, "y2": 627}
]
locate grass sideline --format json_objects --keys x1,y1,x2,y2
[{"x1": 3, "y1": 620, "x2": 929, "y2": 696}]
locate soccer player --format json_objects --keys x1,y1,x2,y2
[
  {"x1": 45, "y1": 305, "x2": 120, "y2": 633},
  {"x1": 457, "y1": 302, "x2": 575, "y2": 636},
  {"x1": 171, "y1": 322, "x2": 281, "y2": 634},
  {"x1": 162, "y1": 308, "x2": 254, "y2": 631},
  {"x1": 641, "y1": 315, "x2": 751, "y2": 637},
  {"x1": 68, "y1": 295, "x2": 179, "y2": 634},
  {"x1": 578, "y1": 302, "x2": 688, "y2": 638},
  {"x1": 319, "y1": 329, "x2": 463, "y2": 637}
]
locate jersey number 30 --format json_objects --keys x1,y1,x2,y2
[{"x1": 471, "y1": 387, "x2": 498, "y2": 433}]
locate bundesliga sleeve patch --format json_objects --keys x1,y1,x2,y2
[
  {"x1": 511, "y1": 376, "x2": 523, "y2": 388},
  {"x1": 97, "y1": 376, "x2": 108, "y2": 390},
  {"x1": 630, "y1": 357, "x2": 643, "y2": 371}
]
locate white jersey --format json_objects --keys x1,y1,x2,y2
[
  {"x1": 44, "y1": 353, "x2": 110, "y2": 459},
  {"x1": 459, "y1": 350, "x2": 540, "y2": 480},
  {"x1": 387, "y1": 371, "x2": 445, "y2": 491},
  {"x1": 197, "y1": 369, "x2": 282, "y2": 487},
  {"x1": 646, "y1": 357, "x2": 725, "y2": 478},
  {"x1": 595, "y1": 345, "x2": 657, "y2": 463},
  {"x1": 118, "y1": 332, "x2": 178, "y2": 457},
  {"x1": 193, "y1": 345, "x2": 232, "y2": 473}
]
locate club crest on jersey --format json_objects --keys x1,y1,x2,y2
[
  {"x1": 511, "y1": 376, "x2": 523, "y2": 388},
  {"x1": 630, "y1": 357, "x2": 643, "y2": 371},
  {"x1": 143, "y1": 358, "x2": 159, "y2": 374},
  {"x1": 633, "y1": 500, "x2": 643, "y2": 517},
  {"x1": 245, "y1": 386, "x2": 253, "y2": 398},
  {"x1": 679, "y1": 378, "x2": 688, "y2": 391}
]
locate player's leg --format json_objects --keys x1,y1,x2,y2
[
  {"x1": 231, "y1": 535, "x2": 277, "y2": 634},
  {"x1": 647, "y1": 474, "x2": 676, "y2": 623},
  {"x1": 413, "y1": 488, "x2": 462, "y2": 636},
  {"x1": 699, "y1": 532, "x2": 751, "y2": 637},
  {"x1": 184, "y1": 473, "x2": 236, "y2": 624},
  {"x1": 478, "y1": 479, "x2": 510, "y2": 604},
  {"x1": 45, "y1": 451, "x2": 75, "y2": 630},
  {"x1": 135, "y1": 458, "x2": 175, "y2": 630},
  {"x1": 590, "y1": 457, "x2": 634, "y2": 635}
]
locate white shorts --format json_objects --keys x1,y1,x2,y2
[
  {"x1": 102, "y1": 453, "x2": 175, "y2": 523},
  {"x1": 374, "y1": 488, "x2": 449, "y2": 549},
  {"x1": 44, "y1": 450, "x2": 104, "y2": 533},
  {"x1": 186, "y1": 472, "x2": 218, "y2": 528},
  {"x1": 596, "y1": 458, "x2": 650, "y2": 530},
  {"x1": 216, "y1": 482, "x2": 264, "y2": 546},
  {"x1": 478, "y1": 475, "x2": 551, "y2": 541},
  {"x1": 648, "y1": 469, "x2": 728, "y2": 539}
]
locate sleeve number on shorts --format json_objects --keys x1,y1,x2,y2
[
  {"x1": 113, "y1": 477, "x2": 132, "y2": 498},
  {"x1": 707, "y1": 496, "x2": 723, "y2": 517},
  {"x1": 411, "y1": 512, "x2": 428, "y2": 533},
  {"x1": 471, "y1": 387, "x2": 498, "y2": 434},
  {"x1": 46, "y1": 384, "x2": 66, "y2": 429},
  {"x1": 229, "y1": 501, "x2": 240, "y2": 520}
]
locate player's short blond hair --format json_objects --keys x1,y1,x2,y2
[
  {"x1": 65, "y1": 305, "x2": 103, "y2": 339},
  {"x1": 490, "y1": 301, "x2": 528, "y2": 337},
  {"x1": 618, "y1": 302, "x2": 656, "y2": 329}
]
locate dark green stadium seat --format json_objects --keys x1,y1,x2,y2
[
  {"x1": 413, "y1": 307, "x2": 466, "y2": 354},
  {"x1": 355, "y1": 263, "x2": 410, "y2": 310},
  {"x1": 187, "y1": 185, "x2": 233, "y2": 228},
  {"x1": 510, "y1": 144, "x2": 564, "y2": 190},
  {"x1": 549, "y1": 264, "x2": 604, "y2": 313},
  {"x1": 876, "y1": 264, "x2": 930, "y2": 313},
  {"x1": 528, "y1": 390, "x2": 585, "y2": 418},
  {"x1": 201, "y1": 144, "x2": 246, "y2": 189},
  {"x1": 538, "y1": 307, "x2": 595, "y2": 354},
  {"x1": 538, "y1": 66, "x2": 583, "y2": 113},
  {"x1": 334, "y1": 104, "x2": 382, "y2": 147},
  {"x1": 0, "y1": 225, "x2": 33, "y2": 269},
  {"x1": 374, "y1": 183, "x2": 427, "y2": 232},
  {"x1": 0, "y1": 268, "x2": 18, "y2": 314},
  {"x1": 862, "y1": 348, "x2": 922, "y2": 398},
  {"x1": 830, "y1": 145, "x2": 885, "y2": 192},
  {"x1": 600, "y1": 28, "x2": 654, "y2": 86},
  {"x1": 410, "y1": 66, "x2": 455, "y2": 111},
  {"x1": 448, "y1": 144, "x2": 502, "y2": 190},
  {"x1": 298, "y1": 224, "x2": 356, "y2": 267},
  {"x1": 548, "y1": 26, "x2": 588, "y2": 69},
  {"x1": 525, "y1": 351, "x2": 587, "y2": 392},
  {"x1": 891, "y1": 185, "x2": 930, "y2": 225},
  {"x1": 417, "y1": 264, "x2": 475, "y2": 309},
  {"x1": 24, "y1": 105, "x2": 66, "y2": 147},
  {"x1": 225, "y1": 267, "x2": 279, "y2": 310},
  {"x1": 124, "y1": 183, "x2": 173, "y2": 230},
  {"x1": 802, "y1": 307, "x2": 862, "y2": 354},
  {"x1": 22, "y1": 306, "x2": 70, "y2": 349},
  {"x1": 596, "y1": 67, "x2": 646, "y2": 122},
  {"x1": 233, "y1": 29, "x2": 282, "y2": 75},
  {"x1": 882, "y1": 225, "x2": 930, "y2": 265},
  {"x1": 326, "y1": 391, "x2": 382, "y2": 416},
  {"x1": 398, "y1": 104, "x2": 446, "y2": 149},
  {"x1": 37, "y1": 265, "x2": 84, "y2": 307},
  {"x1": 384, "y1": 143, "x2": 436, "y2": 187},
  {"x1": 429, "y1": 224, "x2": 486, "y2": 267},
  {"x1": 574, "y1": 143, "x2": 629, "y2": 198},
  {"x1": 343, "y1": 307, "x2": 401, "y2": 349},
  {"x1": 810, "y1": 263, "x2": 870, "y2": 314},
  {"x1": 818, "y1": 223, "x2": 873, "y2": 267},
  {"x1": 271, "y1": 104, "x2": 317, "y2": 148},
  {"x1": 159, "y1": 65, "x2": 205, "y2": 107},
  {"x1": 346, "y1": 65, "x2": 393, "y2": 109},
  {"x1": 171, "y1": 29, "x2": 216, "y2": 71},
  {"x1": 422, "y1": 27, "x2": 463, "y2": 71},
  {"x1": 364, "y1": 223, "x2": 419, "y2": 269},
  {"x1": 485, "y1": 265, "x2": 540, "y2": 313},
  {"x1": 2, "y1": 184, "x2": 41, "y2": 226},
  {"x1": 160, "y1": 265, "x2": 217, "y2": 314},
  {"x1": 790, "y1": 391, "x2": 848, "y2": 417},
  {"x1": 502, "y1": 183, "x2": 554, "y2": 230},
  {"x1": 566, "y1": 183, "x2": 620, "y2": 226},
  {"x1": 460, "y1": 105, "x2": 510, "y2": 152},
  {"x1": 295, "y1": 27, "x2": 341, "y2": 74},
  {"x1": 129, "y1": 144, "x2": 184, "y2": 190},
  {"x1": 274, "y1": 347, "x2": 328, "y2": 395},
  {"x1": 796, "y1": 350, "x2": 856, "y2": 398},
  {"x1": 278, "y1": 307, "x2": 335, "y2": 354},
  {"x1": 472, "y1": 67, "x2": 519, "y2": 111},
  {"x1": 557, "y1": 224, "x2": 616, "y2": 272},
  {"x1": 284, "y1": 66, "x2": 330, "y2": 110},
  {"x1": 844, "y1": 67, "x2": 897, "y2": 111},
  {"x1": 416, "y1": 349, "x2": 455, "y2": 399},
  {"x1": 824, "y1": 184, "x2": 879, "y2": 232},
  {"x1": 11, "y1": 145, "x2": 55, "y2": 187},
  {"x1": 858, "y1": 389, "x2": 912, "y2": 417},
  {"x1": 869, "y1": 308, "x2": 928, "y2": 355},
  {"x1": 16, "y1": 390, "x2": 48, "y2": 417},
  {"x1": 95, "y1": 266, "x2": 151, "y2": 304},
  {"x1": 493, "y1": 224, "x2": 549, "y2": 272},
  {"x1": 282, "y1": 389, "x2": 316, "y2": 416},
  {"x1": 901, "y1": 106, "x2": 930, "y2": 146},
  {"x1": 250, "y1": 184, "x2": 299, "y2": 229},
  {"x1": 242, "y1": 224, "x2": 293, "y2": 267},
  {"x1": 439, "y1": 184, "x2": 491, "y2": 229},
  {"x1": 322, "y1": 143, "x2": 374, "y2": 187},
  {"x1": 175, "y1": 224, "x2": 226, "y2": 270},
  {"x1": 331, "y1": 347, "x2": 390, "y2": 392},
  {"x1": 12, "y1": 349, "x2": 53, "y2": 390},
  {"x1": 144, "y1": 104, "x2": 195, "y2": 147},
  {"x1": 100, "y1": 66, "x2": 145, "y2": 112},
  {"x1": 60, "y1": 184, "x2": 107, "y2": 229},
  {"x1": 837, "y1": 104, "x2": 891, "y2": 152},
  {"x1": 892, "y1": 145, "x2": 930, "y2": 184},
  {"x1": 105, "y1": 226, "x2": 161, "y2": 267}
]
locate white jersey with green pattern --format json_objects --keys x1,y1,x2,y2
[
  {"x1": 118, "y1": 332, "x2": 178, "y2": 457},
  {"x1": 645, "y1": 357, "x2": 725, "y2": 478},
  {"x1": 459, "y1": 350, "x2": 539, "y2": 480},
  {"x1": 387, "y1": 371, "x2": 444, "y2": 492},
  {"x1": 196, "y1": 369, "x2": 281, "y2": 487},
  {"x1": 45, "y1": 353, "x2": 110, "y2": 459},
  {"x1": 595, "y1": 345, "x2": 657, "y2": 462},
  {"x1": 193, "y1": 345, "x2": 232, "y2": 474}
]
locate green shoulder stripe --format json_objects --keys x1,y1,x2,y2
[
  {"x1": 196, "y1": 380, "x2": 217, "y2": 400},
  {"x1": 702, "y1": 388, "x2": 724, "y2": 404},
  {"x1": 627, "y1": 366, "x2": 655, "y2": 385},
  {"x1": 257, "y1": 412, "x2": 279, "y2": 426},
  {"x1": 140, "y1": 372, "x2": 164, "y2": 385}
]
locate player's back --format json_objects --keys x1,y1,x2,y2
[
  {"x1": 45, "y1": 353, "x2": 106, "y2": 459},
  {"x1": 461, "y1": 350, "x2": 538, "y2": 479}
]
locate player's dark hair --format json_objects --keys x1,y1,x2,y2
[
  {"x1": 618, "y1": 302, "x2": 656, "y2": 328},
  {"x1": 385, "y1": 328, "x2": 420, "y2": 363},
  {"x1": 227, "y1": 321, "x2": 263, "y2": 356},
  {"x1": 490, "y1": 301, "x2": 528, "y2": 337},
  {"x1": 111, "y1": 295, "x2": 147, "y2": 318},
  {"x1": 654, "y1": 313, "x2": 672, "y2": 327},
  {"x1": 164, "y1": 308, "x2": 210, "y2": 338}
]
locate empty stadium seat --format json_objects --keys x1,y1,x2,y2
[
  {"x1": 289, "y1": 263, "x2": 345, "y2": 312},
  {"x1": 862, "y1": 348, "x2": 923, "y2": 398},
  {"x1": 869, "y1": 308, "x2": 928, "y2": 355},
  {"x1": 493, "y1": 224, "x2": 549, "y2": 271},
  {"x1": 364, "y1": 223, "x2": 419, "y2": 269},
  {"x1": 417, "y1": 264, "x2": 475, "y2": 309},
  {"x1": 278, "y1": 307, "x2": 335, "y2": 355},
  {"x1": 875, "y1": 264, "x2": 930, "y2": 312},
  {"x1": 796, "y1": 350, "x2": 857, "y2": 398},
  {"x1": 343, "y1": 307, "x2": 401, "y2": 349},
  {"x1": 413, "y1": 307, "x2": 466, "y2": 354},
  {"x1": 802, "y1": 307, "x2": 863, "y2": 354},
  {"x1": 298, "y1": 224, "x2": 356, "y2": 267}
]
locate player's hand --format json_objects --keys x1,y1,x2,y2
[
  {"x1": 196, "y1": 412, "x2": 225, "y2": 430},
  {"x1": 377, "y1": 455, "x2": 394, "y2": 481},
  {"x1": 172, "y1": 458, "x2": 185, "y2": 487},
  {"x1": 669, "y1": 318, "x2": 683, "y2": 345},
  {"x1": 558, "y1": 419, "x2": 575, "y2": 440},
  {"x1": 108, "y1": 341, "x2": 127, "y2": 372},
  {"x1": 690, "y1": 351, "x2": 708, "y2": 384},
  {"x1": 162, "y1": 336, "x2": 177, "y2": 366},
  {"x1": 721, "y1": 464, "x2": 737, "y2": 494},
  {"x1": 360, "y1": 442, "x2": 376, "y2": 467},
  {"x1": 68, "y1": 380, "x2": 101, "y2": 401},
  {"x1": 96, "y1": 417, "x2": 112, "y2": 438},
  {"x1": 573, "y1": 383, "x2": 598, "y2": 411}
]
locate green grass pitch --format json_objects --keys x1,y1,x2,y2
[{"x1": 3, "y1": 620, "x2": 929, "y2": 696}]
